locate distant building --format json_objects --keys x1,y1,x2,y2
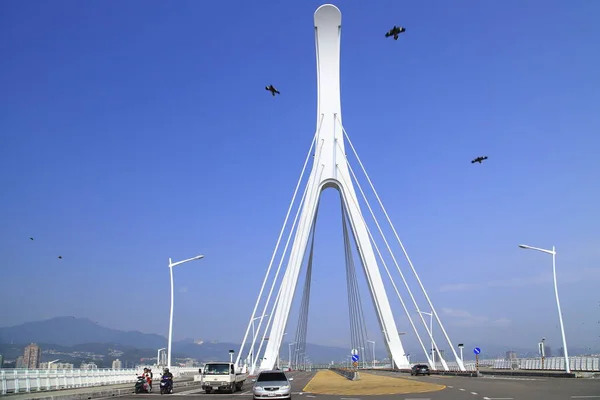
[
  {"x1": 39, "y1": 362, "x2": 74, "y2": 369},
  {"x1": 112, "y1": 359, "x2": 122, "y2": 369},
  {"x1": 16, "y1": 356, "x2": 24, "y2": 368},
  {"x1": 505, "y1": 351, "x2": 517, "y2": 360},
  {"x1": 80, "y1": 362, "x2": 98, "y2": 370},
  {"x1": 23, "y1": 344, "x2": 41, "y2": 369},
  {"x1": 158, "y1": 349, "x2": 167, "y2": 366}
]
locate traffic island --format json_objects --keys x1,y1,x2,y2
[{"x1": 302, "y1": 370, "x2": 446, "y2": 395}]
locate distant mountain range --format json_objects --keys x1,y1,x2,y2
[
  {"x1": 0, "y1": 317, "x2": 360, "y2": 365},
  {"x1": 0, "y1": 317, "x2": 596, "y2": 366}
]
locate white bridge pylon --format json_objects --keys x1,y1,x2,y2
[{"x1": 236, "y1": 4, "x2": 466, "y2": 374}]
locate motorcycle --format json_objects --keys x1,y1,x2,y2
[
  {"x1": 135, "y1": 376, "x2": 150, "y2": 394},
  {"x1": 160, "y1": 376, "x2": 173, "y2": 394}
]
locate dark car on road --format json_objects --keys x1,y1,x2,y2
[{"x1": 410, "y1": 364, "x2": 430, "y2": 376}]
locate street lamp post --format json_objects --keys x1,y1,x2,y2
[
  {"x1": 277, "y1": 333, "x2": 287, "y2": 370},
  {"x1": 288, "y1": 342, "x2": 297, "y2": 370},
  {"x1": 359, "y1": 346, "x2": 366, "y2": 368},
  {"x1": 417, "y1": 311, "x2": 435, "y2": 366},
  {"x1": 168, "y1": 254, "x2": 204, "y2": 369},
  {"x1": 250, "y1": 315, "x2": 269, "y2": 368},
  {"x1": 367, "y1": 340, "x2": 375, "y2": 368},
  {"x1": 157, "y1": 348, "x2": 166, "y2": 366},
  {"x1": 457, "y1": 344, "x2": 464, "y2": 364},
  {"x1": 518, "y1": 244, "x2": 570, "y2": 373}
]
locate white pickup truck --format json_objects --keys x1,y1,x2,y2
[{"x1": 201, "y1": 362, "x2": 248, "y2": 393}]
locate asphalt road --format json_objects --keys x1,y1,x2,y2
[{"x1": 116, "y1": 370, "x2": 600, "y2": 400}]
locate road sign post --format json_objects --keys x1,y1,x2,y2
[
  {"x1": 473, "y1": 347, "x2": 481, "y2": 372},
  {"x1": 538, "y1": 341, "x2": 545, "y2": 369},
  {"x1": 351, "y1": 354, "x2": 359, "y2": 370}
]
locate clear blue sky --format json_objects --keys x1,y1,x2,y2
[{"x1": 1, "y1": 0, "x2": 599, "y2": 356}]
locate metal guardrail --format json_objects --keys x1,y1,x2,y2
[
  {"x1": 0, "y1": 367, "x2": 200, "y2": 395},
  {"x1": 329, "y1": 367, "x2": 359, "y2": 381}
]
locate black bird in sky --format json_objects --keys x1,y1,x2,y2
[
  {"x1": 265, "y1": 85, "x2": 280, "y2": 96},
  {"x1": 30, "y1": 237, "x2": 34, "y2": 240},
  {"x1": 385, "y1": 25, "x2": 406, "y2": 40},
  {"x1": 58, "y1": 256, "x2": 62, "y2": 259},
  {"x1": 471, "y1": 156, "x2": 488, "y2": 164}
]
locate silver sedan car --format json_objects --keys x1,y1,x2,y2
[{"x1": 252, "y1": 371, "x2": 294, "y2": 400}]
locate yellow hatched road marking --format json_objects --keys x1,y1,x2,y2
[{"x1": 302, "y1": 370, "x2": 446, "y2": 395}]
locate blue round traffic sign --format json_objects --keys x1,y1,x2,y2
[
  {"x1": 351, "y1": 354, "x2": 359, "y2": 362},
  {"x1": 473, "y1": 347, "x2": 481, "y2": 355}
]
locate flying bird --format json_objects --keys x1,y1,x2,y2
[
  {"x1": 58, "y1": 256, "x2": 62, "y2": 259},
  {"x1": 265, "y1": 85, "x2": 280, "y2": 96},
  {"x1": 30, "y1": 237, "x2": 34, "y2": 240},
  {"x1": 385, "y1": 26, "x2": 406, "y2": 40},
  {"x1": 471, "y1": 156, "x2": 488, "y2": 164}
]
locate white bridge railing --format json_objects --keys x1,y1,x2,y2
[
  {"x1": 0, "y1": 367, "x2": 200, "y2": 395},
  {"x1": 491, "y1": 356, "x2": 600, "y2": 372},
  {"x1": 361, "y1": 356, "x2": 600, "y2": 373}
]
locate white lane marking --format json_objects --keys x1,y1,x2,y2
[
  {"x1": 483, "y1": 398, "x2": 514, "y2": 400},
  {"x1": 172, "y1": 388, "x2": 206, "y2": 395},
  {"x1": 459, "y1": 388, "x2": 465, "y2": 391},
  {"x1": 447, "y1": 385, "x2": 454, "y2": 388},
  {"x1": 405, "y1": 398, "x2": 431, "y2": 400},
  {"x1": 471, "y1": 392, "x2": 478, "y2": 395},
  {"x1": 571, "y1": 397, "x2": 600, "y2": 399},
  {"x1": 241, "y1": 391, "x2": 251, "y2": 395},
  {"x1": 306, "y1": 396, "x2": 316, "y2": 398},
  {"x1": 483, "y1": 376, "x2": 545, "y2": 381}
]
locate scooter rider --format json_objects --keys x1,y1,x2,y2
[
  {"x1": 143, "y1": 368, "x2": 152, "y2": 391},
  {"x1": 162, "y1": 368, "x2": 174, "y2": 380}
]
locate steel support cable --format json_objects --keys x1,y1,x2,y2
[
  {"x1": 294, "y1": 263, "x2": 312, "y2": 369},
  {"x1": 340, "y1": 192, "x2": 381, "y2": 360},
  {"x1": 342, "y1": 210, "x2": 362, "y2": 361},
  {"x1": 237, "y1": 117, "x2": 323, "y2": 366},
  {"x1": 295, "y1": 207, "x2": 318, "y2": 368},
  {"x1": 251, "y1": 164, "x2": 326, "y2": 374},
  {"x1": 342, "y1": 206, "x2": 370, "y2": 366},
  {"x1": 294, "y1": 220, "x2": 316, "y2": 368},
  {"x1": 338, "y1": 119, "x2": 464, "y2": 371},
  {"x1": 334, "y1": 160, "x2": 433, "y2": 367},
  {"x1": 339, "y1": 191, "x2": 386, "y2": 348},
  {"x1": 250, "y1": 139, "x2": 327, "y2": 372},
  {"x1": 341, "y1": 209, "x2": 357, "y2": 356},
  {"x1": 344, "y1": 211, "x2": 374, "y2": 367},
  {"x1": 247, "y1": 170, "x2": 311, "y2": 372},
  {"x1": 343, "y1": 152, "x2": 443, "y2": 369},
  {"x1": 348, "y1": 227, "x2": 374, "y2": 367},
  {"x1": 336, "y1": 135, "x2": 452, "y2": 371},
  {"x1": 332, "y1": 136, "x2": 436, "y2": 353}
]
